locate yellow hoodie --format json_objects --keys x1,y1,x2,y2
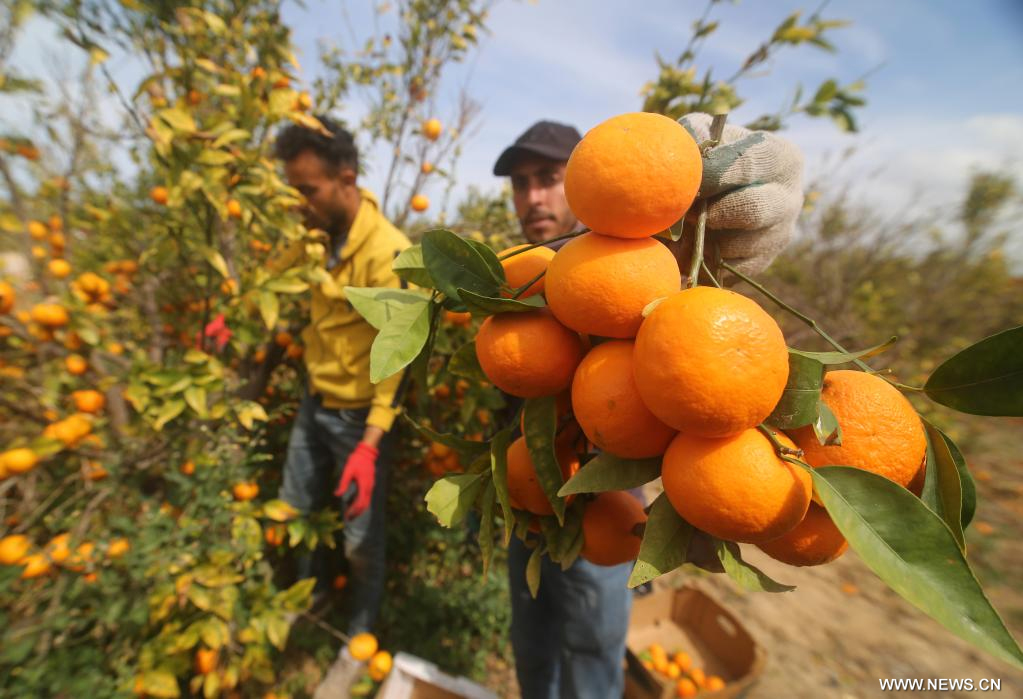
[{"x1": 275, "y1": 189, "x2": 411, "y2": 431}]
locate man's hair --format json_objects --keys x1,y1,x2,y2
[{"x1": 273, "y1": 115, "x2": 359, "y2": 173}]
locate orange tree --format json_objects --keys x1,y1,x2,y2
[{"x1": 0, "y1": 1, "x2": 353, "y2": 696}]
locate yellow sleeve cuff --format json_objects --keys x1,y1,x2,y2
[{"x1": 367, "y1": 404, "x2": 399, "y2": 432}]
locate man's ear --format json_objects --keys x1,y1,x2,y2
[{"x1": 338, "y1": 168, "x2": 358, "y2": 187}]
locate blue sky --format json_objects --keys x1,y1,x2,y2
[
  {"x1": 6, "y1": 0, "x2": 1023, "y2": 234},
  {"x1": 280, "y1": 0, "x2": 1023, "y2": 226}
]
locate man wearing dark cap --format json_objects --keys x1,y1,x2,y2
[
  {"x1": 493, "y1": 120, "x2": 583, "y2": 244},
  {"x1": 493, "y1": 115, "x2": 805, "y2": 699}
]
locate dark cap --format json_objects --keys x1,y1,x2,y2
[{"x1": 493, "y1": 120, "x2": 582, "y2": 176}]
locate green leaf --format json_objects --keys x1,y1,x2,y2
[
  {"x1": 184, "y1": 386, "x2": 208, "y2": 418},
  {"x1": 558, "y1": 453, "x2": 662, "y2": 496},
  {"x1": 211, "y1": 128, "x2": 249, "y2": 149},
  {"x1": 523, "y1": 396, "x2": 567, "y2": 524},
  {"x1": 369, "y1": 298, "x2": 431, "y2": 383},
  {"x1": 421, "y1": 229, "x2": 502, "y2": 301},
  {"x1": 542, "y1": 500, "x2": 584, "y2": 567},
  {"x1": 812, "y1": 78, "x2": 838, "y2": 104},
  {"x1": 257, "y1": 291, "x2": 279, "y2": 330},
  {"x1": 404, "y1": 416, "x2": 491, "y2": 462},
  {"x1": 766, "y1": 353, "x2": 824, "y2": 429},
  {"x1": 344, "y1": 287, "x2": 432, "y2": 331},
  {"x1": 465, "y1": 238, "x2": 507, "y2": 280},
  {"x1": 448, "y1": 341, "x2": 488, "y2": 382},
  {"x1": 941, "y1": 429, "x2": 976, "y2": 529},
  {"x1": 921, "y1": 420, "x2": 965, "y2": 551},
  {"x1": 812, "y1": 402, "x2": 842, "y2": 446},
  {"x1": 200, "y1": 618, "x2": 230, "y2": 649},
  {"x1": 924, "y1": 325, "x2": 1023, "y2": 416},
  {"x1": 813, "y1": 466, "x2": 1023, "y2": 669},
  {"x1": 715, "y1": 539, "x2": 795, "y2": 592},
  {"x1": 392, "y1": 245, "x2": 435, "y2": 288},
  {"x1": 526, "y1": 544, "x2": 543, "y2": 598},
  {"x1": 425, "y1": 472, "x2": 487, "y2": 527},
  {"x1": 491, "y1": 427, "x2": 515, "y2": 546},
  {"x1": 478, "y1": 481, "x2": 496, "y2": 576},
  {"x1": 153, "y1": 400, "x2": 186, "y2": 431},
  {"x1": 789, "y1": 336, "x2": 896, "y2": 365},
  {"x1": 628, "y1": 493, "x2": 693, "y2": 588},
  {"x1": 458, "y1": 288, "x2": 545, "y2": 316}
]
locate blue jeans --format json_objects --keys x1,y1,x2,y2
[
  {"x1": 508, "y1": 537, "x2": 632, "y2": 699},
  {"x1": 279, "y1": 391, "x2": 394, "y2": 635}
]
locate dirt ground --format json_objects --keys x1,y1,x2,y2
[{"x1": 486, "y1": 416, "x2": 1023, "y2": 699}]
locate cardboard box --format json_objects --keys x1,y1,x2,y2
[
  {"x1": 625, "y1": 586, "x2": 765, "y2": 699},
  {"x1": 376, "y1": 652, "x2": 498, "y2": 699}
]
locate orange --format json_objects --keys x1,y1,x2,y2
[
  {"x1": 368, "y1": 650, "x2": 393, "y2": 681},
  {"x1": 634, "y1": 287, "x2": 789, "y2": 437},
  {"x1": 675, "y1": 678, "x2": 697, "y2": 698},
  {"x1": 789, "y1": 370, "x2": 927, "y2": 491},
  {"x1": 2, "y1": 448, "x2": 39, "y2": 474},
  {"x1": 286, "y1": 344, "x2": 303, "y2": 359},
  {"x1": 333, "y1": 574, "x2": 348, "y2": 590},
  {"x1": 410, "y1": 194, "x2": 429, "y2": 212},
  {"x1": 28, "y1": 220, "x2": 49, "y2": 239},
  {"x1": 274, "y1": 331, "x2": 293, "y2": 347},
  {"x1": 475, "y1": 310, "x2": 583, "y2": 398},
  {"x1": 422, "y1": 118, "x2": 442, "y2": 141},
  {"x1": 48, "y1": 259, "x2": 72, "y2": 279},
  {"x1": 46, "y1": 533, "x2": 71, "y2": 563},
  {"x1": 421, "y1": 161, "x2": 434, "y2": 174},
  {"x1": 581, "y1": 490, "x2": 646, "y2": 566},
  {"x1": 571, "y1": 340, "x2": 676, "y2": 458},
  {"x1": 689, "y1": 667, "x2": 706, "y2": 687},
  {"x1": 66, "y1": 354, "x2": 88, "y2": 375},
  {"x1": 66, "y1": 541, "x2": 94, "y2": 571},
  {"x1": 505, "y1": 435, "x2": 579, "y2": 516},
  {"x1": 545, "y1": 233, "x2": 680, "y2": 338},
  {"x1": 673, "y1": 651, "x2": 691, "y2": 672},
  {"x1": 564, "y1": 112, "x2": 702, "y2": 238},
  {"x1": 662, "y1": 428, "x2": 812, "y2": 544},
  {"x1": 107, "y1": 342, "x2": 125, "y2": 356},
  {"x1": 0, "y1": 534, "x2": 31, "y2": 565},
  {"x1": 0, "y1": 281, "x2": 13, "y2": 314},
  {"x1": 499, "y1": 245, "x2": 555, "y2": 299},
  {"x1": 150, "y1": 186, "x2": 169, "y2": 205},
  {"x1": 107, "y1": 538, "x2": 130, "y2": 558},
  {"x1": 72, "y1": 389, "x2": 105, "y2": 414},
  {"x1": 233, "y1": 482, "x2": 259, "y2": 501},
  {"x1": 195, "y1": 647, "x2": 218, "y2": 674},
  {"x1": 348, "y1": 632, "x2": 378, "y2": 661},
  {"x1": 705, "y1": 675, "x2": 725, "y2": 691},
  {"x1": 265, "y1": 524, "x2": 286, "y2": 546},
  {"x1": 757, "y1": 503, "x2": 847, "y2": 566},
  {"x1": 84, "y1": 460, "x2": 108, "y2": 481},
  {"x1": 31, "y1": 303, "x2": 70, "y2": 328},
  {"x1": 443, "y1": 310, "x2": 471, "y2": 326},
  {"x1": 20, "y1": 552, "x2": 51, "y2": 579},
  {"x1": 44, "y1": 413, "x2": 92, "y2": 447},
  {"x1": 227, "y1": 199, "x2": 243, "y2": 218},
  {"x1": 666, "y1": 662, "x2": 681, "y2": 679},
  {"x1": 31, "y1": 245, "x2": 47, "y2": 259}
]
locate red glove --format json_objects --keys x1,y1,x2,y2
[{"x1": 334, "y1": 442, "x2": 378, "y2": 519}]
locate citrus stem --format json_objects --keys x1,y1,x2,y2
[
  {"x1": 511, "y1": 269, "x2": 546, "y2": 299},
  {"x1": 721, "y1": 260, "x2": 874, "y2": 373},
  {"x1": 757, "y1": 424, "x2": 805, "y2": 459},
  {"x1": 701, "y1": 260, "x2": 723, "y2": 288},
  {"x1": 497, "y1": 228, "x2": 589, "y2": 261},
  {"x1": 687, "y1": 113, "x2": 729, "y2": 288}
]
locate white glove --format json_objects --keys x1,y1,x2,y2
[{"x1": 680, "y1": 112, "x2": 804, "y2": 277}]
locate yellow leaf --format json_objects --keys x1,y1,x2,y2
[
  {"x1": 286, "y1": 111, "x2": 331, "y2": 136},
  {"x1": 195, "y1": 58, "x2": 222, "y2": 74},
  {"x1": 140, "y1": 671, "x2": 181, "y2": 698},
  {"x1": 157, "y1": 107, "x2": 196, "y2": 133},
  {"x1": 89, "y1": 46, "x2": 109, "y2": 65},
  {"x1": 263, "y1": 499, "x2": 299, "y2": 522},
  {"x1": 200, "y1": 246, "x2": 230, "y2": 278},
  {"x1": 211, "y1": 128, "x2": 250, "y2": 149}
]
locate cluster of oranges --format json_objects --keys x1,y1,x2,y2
[
  {"x1": 473, "y1": 112, "x2": 928, "y2": 569},
  {"x1": 638, "y1": 644, "x2": 725, "y2": 697},
  {"x1": 408, "y1": 117, "x2": 443, "y2": 213},
  {"x1": 348, "y1": 632, "x2": 394, "y2": 683},
  {"x1": 0, "y1": 531, "x2": 129, "y2": 581},
  {"x1": 424, "y1": 441, "x2": 463, "y2": 477}
]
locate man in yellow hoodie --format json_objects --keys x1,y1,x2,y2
[{"x1": 272, "y1": 116, "x2": 410, "y2": 638}]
